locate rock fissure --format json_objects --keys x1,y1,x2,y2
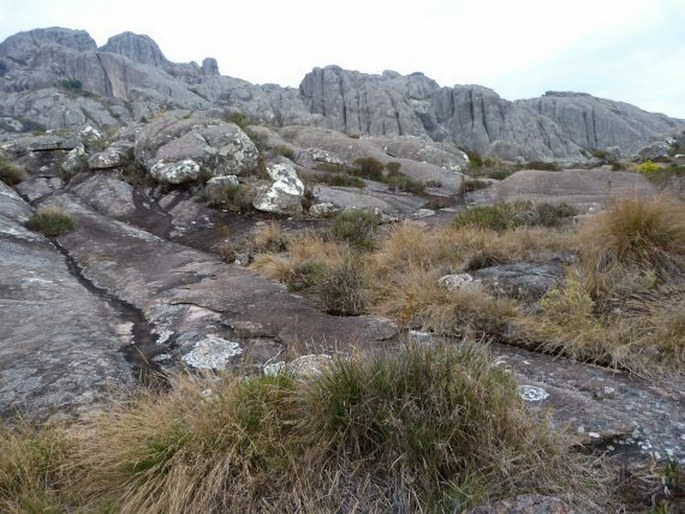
[{"x1": 50, "y1": 238, "x2": 160, "y2": 377}]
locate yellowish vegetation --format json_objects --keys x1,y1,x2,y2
[{"x1": 0, "y1": 344, "x2": 599, "y2": 513}]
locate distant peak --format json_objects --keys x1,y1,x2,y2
[{"x1": 99, "y1": 31, "x2": 168, "y2": 67}]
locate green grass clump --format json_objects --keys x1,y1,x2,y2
[
  {"x1": 453, "y1": 201, "x2": 576, "y2": 232},
  {"x1": 55, "y1": 343, "x2": 585, "y2": 513},
  {"x1": 0, "y1": 157, "x2": 26, "y2": 185},
  {"x1": 331, "y1": 209, "x2": 380, "y2": 250},
  {"x1": 272, "y1": 144, "x2": 295, "y2": 160},
  {"x1": 207, "y1": 184, "x2": 254, "y2": 213},
  {"x1": 25, "y1": 206, "x2": 76, "y2": 237}
]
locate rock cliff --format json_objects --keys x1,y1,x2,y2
[{"x1": 0, "y1": 27, "x2": 683, "y2": 161}]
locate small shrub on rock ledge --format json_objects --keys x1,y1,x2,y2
[
  {"x1": 26, "y1": 206, "x2": 76, "y2": 237},
  {"x1": 0, "y1": 158, "x2": 26, "y2": 185}
]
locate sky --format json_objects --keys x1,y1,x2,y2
[{"x1": 1, "y1": 0, "x2": 684, "y2": 118}]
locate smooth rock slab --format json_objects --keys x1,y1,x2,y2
[{"x1": 0, "y1": 187, "x2": 133, "y2": 420}]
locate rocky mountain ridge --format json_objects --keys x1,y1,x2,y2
[{"x1": 1, "y1": 27, "x2": 683, "y2": 162}]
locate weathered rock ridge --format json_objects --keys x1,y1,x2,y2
[{"x1": 1, "y1": 27, "x2": 683, "y2": 161}]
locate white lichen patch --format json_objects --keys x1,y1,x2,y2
[
  {"x1": 182, "y1": 335, "x2": 243, "y2": 370},
  {"x1": 263, "y1": 361, "x2": 286, "y2": 376},
  {"x1": 518, "y1": 384, "x2": 550, "y2": 402}
]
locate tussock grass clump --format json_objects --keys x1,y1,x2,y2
[
  {"x1": 306, "y1": 343, "x2": 580, "y2": 511},
  {"x1": 25, "y1": 205, "x2": 76, "y2": 236},
  {"x1": 316, "y1": 256, "x2": 369, "y2": 315},
  {"x1": 577, "y1": 197, "x2": 685, "y2": 281},
  {"x1": 0, "y1": 157, "x2": 26, "y2": 185},
  {"x1": 331, "y1": 209, "x2": 380, "y2": 250},
  {"x1": 454, "y1": 201, "x2": 576, "y2": 232},
  {"x1": 0, "y1": 422, "x2": 72, "y2": 513},
  {"x1": 371, "y1": 266, "x2": 518, "y2": 336},
  {"x1": 50, "y1": 344, "x2": 589, "y2": 513}
]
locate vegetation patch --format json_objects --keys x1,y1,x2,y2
[
  {"x1": 0, "y1": 157, "x2": 26, "y2": 185},
  {"x1": 331, "y1": 209, "x2": 380, "y2": 250},
  {"x1": 453, "y1": 201, "x2": 576, "y2": 232},
  {"x1": 26, "y1": 206, "x2": 76, "y2": 237},
  {"x1": 207, "y1": 183, "x2": 255, "y2": 213},
  {"x1": 0, "y1": 344, "x2": 593, "y2": 513},
  {"x1": 316, "y1": 255, "x2": 369, "y2": 315}
]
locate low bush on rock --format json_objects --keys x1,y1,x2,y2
[
  {"x1": 453, "y1": 201, "x2": 576, "y2": 231},
  {"x1": 0, "y1": 157, "x2": 26, "y2": 185},
  {"x1": 26, "y1": 206, "x2": 76, "y2": 236},
  {"x1": 208, "y1": 183, "x2": 255, "y2": 213},
  {"x1": 331, "y1": 209, "x2": 380, "y2": 250}
]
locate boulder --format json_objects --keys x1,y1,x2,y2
[
  {"x1": 88, "y1": 143, "x2": 133, "y2": 170},
  {"x1": 134, "y1": 112, "x2": 259, "y2": 184},
  {"x1": 369, "y1": 135, "x2": 469, "y2": 172},
  {"x1": 635, "y1": 139, "x2": 673, "y2": 162},
  {"x1": 475, "y1": 261, "x2": 566, "y2": 302},
  {"x1": 252, "y1": 160, "x2": 305, "y2": 215}
]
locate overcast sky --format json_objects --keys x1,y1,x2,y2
[{"x1": 1, "y1": 0, "x2": 683, "y2": 118}]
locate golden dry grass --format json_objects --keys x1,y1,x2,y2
[{"x1": 0, "y1": 344, "x2": 598, "y2": 513}]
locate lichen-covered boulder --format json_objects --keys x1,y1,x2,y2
[
  {"x1": 252, "y1": 160, "x2": 305, "y2": 215},
  {"x1": 134, "y1": 111, "x2": 259, "y2": 184},
  {"x1": 88, "y1": 142, "x2": 133, "y2": 170}
]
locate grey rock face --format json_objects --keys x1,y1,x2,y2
[
  {"x1": 369, "y1": 135, "x2": 469, "y2": 171},
  {"x1": 99, "y1": 32, "x2": 168, "y2": 68},
  {"x1": 300, "y1": 66, "x2": 433, "y2": 137},
  {"x1": 1, "y1": 27, "x2": 683, "y2": 163},
  {"x1": 0, "y1": 183, "x2": 133, "y2": 420},
  {"x1": 201, "y1": 57, "x2": 219, "y2": 76},
  {"x1": 521, "y1": 91, "x2": 684, "y2": 155},
  {"x1": 134, "y1": 112, "x2": 259, "y2": 183}
]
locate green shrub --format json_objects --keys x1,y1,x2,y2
[
  {"x1": 331, "y1": 209, "x2": 380, "y2": 249},
  {"x1": 287, "y1": 260, "x2": 327, "y2": 292},
  {"x1": 316, "y1": 256, "x2": 369, "y2": 315},
  {"x1": 313, "y1": 162, "x2": 345, "y2": 173},
  {"x1": 487, "y1": 168, "x2": 513, "y2": 180},
  {"x1": 272, "y1": 144, "x2": 295, "y2": 160},
  {"x1": 327, "y1": 174, "x2": 365, "y2": 188},
  {"x1": 592, "y1": 149, "x2": 608, "y2": 159},
  {"x1": 527, "y1": 161, "x2": 560, "y2": 171},
  {"x1": 60, "y1": 78, "x2": 82, "y2": 91},
  {"x1": 209, "y1": 184, "x2": 254, "y2": 213},
  {"x1": 453, "y1": 201, "x2": 576, "y2": 231},
  {"x1": 226, "y1": 111, "x2": 248, "y2": 129},
  {"x1": 386, "y1": 174, "x2": 425, "y2": 194},
  {"x1": 384, "y1": 161, "x2": 401, "y2": 174},
  {"x1": 0, "y1": 158, "x2": 26, "y2": 185},
  {"x1": 460, "y1": 178, "x2": 489, "y2": 193},
  {"x1": 26, "y1": 206, "x2": 76, "y2": 236},
  {"x1": 352, "y1": 157, "x2": 385, "y2": 181}
]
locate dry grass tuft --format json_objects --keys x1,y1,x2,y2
[
  {"x1": 577, "y1": 197, "x2": 685, "y2": 281},
  {"x1": 0, "y1": 422, "x2": 72, "y2": 513}
]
